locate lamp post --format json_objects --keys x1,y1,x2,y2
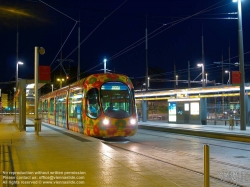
[
  {"x1": 16, "y1": 61, "x2": 23, "y2": 89},
  {"x1": 57, "y1": 78, "x2": 65, "y2": 88},
  {"x1": 176, "y1": 75, "x2": 178, "y2": 88},
  {"x1": 225, "y1": 70, "x2": 231, "y2": 84},
  {"x1": 51, "y1": 84, "x2": 53, "y2": 92},
  {"x1": 233, "y1": 0, "x2": 246, "y2": 130},
  {"x1": 14, "y1": 61, "x2": 23, "y2": 123},
  {"x1": 148, "y1": 77, "x2": 150, "y2": 88},
  {"x1": 205, "y1": 73, "x2": 208, "y2": 84},
  {"x1": 103, "y1": 58, "x2": 107, "y2": 74},
  {"x1": 197, "y1": 63, "x2": 204, "y2": 87}
]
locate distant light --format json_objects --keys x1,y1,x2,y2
[
  {"x1": 197, "y1": 63, "x2": 203, "y2": 67},
  {"x1": 18, "y1": 61, "x2": 23, "y2": 65},
  {"x1": 232, "y1": 0, "x2": 237, "y2": 2},
  {"x1": 103, "y1": 58, "x2": 107, "y2": 63},
  {"x1": 26, "y1": 83, "x2": 35, "y2": 89}
]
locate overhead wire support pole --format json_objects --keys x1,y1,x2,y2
[
  {"x1": 237, "y1": 0, "x2": 246, "y2": 130},
  {"x1": 188, "y1": 61, "x2": 191, "y2": 88},
  {"x1": 15, "y1": 19, "x2": 19, "y2": 124},
  {"x1": 145, "y1": 16, "x2": 148, "y2": 92},
  {"x1": 77, "y1": 15, "x2": 80, "y2": 81},
  {"x1": 202, "y1": 24, "x2": 205, "y2": 87}
]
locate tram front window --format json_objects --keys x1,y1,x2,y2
[{"x1": 101, "y1": 82, "x2": 133, "y2": 118}]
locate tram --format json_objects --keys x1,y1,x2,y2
[{"x1": 39, "y1": 73, "x2": 138, "y2": 137}]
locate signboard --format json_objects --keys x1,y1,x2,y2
[
  {"x1": 168, "y1": 102, "x2": 176, "y2": 122},
  {"x1": 232, "y1": 71, "x2": 241, "y2": 85},
  {"x1": 184, "y1": 103, "x2": 189, "y2": 111},
  {"x1": 190, "y1": 102, "x2": 199, "y2": 115},
  {"x1": 39, "y1": 66, "x2": 51, "y2": 83}
]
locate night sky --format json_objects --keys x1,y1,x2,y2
[{"x1": 1, "y1": 0, "x2": 250, "y2": 90}]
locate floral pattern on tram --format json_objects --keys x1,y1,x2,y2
[
  {"x1": 84, "y1": 114, "x2": 136, "y2": 137},
  {"x1": 84, "y1": 74, "x2": 133, "y2": 92},
  {"x1": 83, "y1": 74, "x2": 136, "y2": 137}
]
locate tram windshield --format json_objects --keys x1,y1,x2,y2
[{"x1": 101, "y1": 82, "x2": 133, "y2": 118}]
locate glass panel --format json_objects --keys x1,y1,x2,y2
[
  {"x1": 50, "y1": 98, "x2": 54, "y2": 115},
  {"x1": 101, "y1": 82, "x2": 133, "y2": 118},
  {"x1": 86, "y1": 88, "x2": 100, "y2": 118},
  {"x1": 56, "y1": 93, "x2": 67, "y2": 127},
  {"x1": 69, "y1": 88, "x2": 82, "y2": 118}
]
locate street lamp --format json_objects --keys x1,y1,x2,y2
[
  {"x1": 148, "y1": 77, "x2": 150, "y2": 88},
  {"x1": 103, "y1": 58, "x2": 107, "y2": 73},
  {"x1": 51, "y1": 84, "x2": 53, "y2": 92},
  {"x1": 225, "y1": 70, "x2": 231, "y2": 84},
  {"x1": 233, "y1": 0, "x2": 246, "y2": 130},
  {"x1": 176, "y1": 75, "x2": 178, "y2": 87},
  {"x1": 205, "y1": 73, "x2": 208, "y2": 84},
  {"x1": 197, "y1": 63, "x2": 205, "y2": 87},
  {"x1": 16, "y1": 61, "x2": 23, "y2": 89},
  {"x1": 57, "y1": 78, "x2": 65, "y2": 88},
  {"x1": 14, "y1": 61, "x2": 23, "y2": 123}
]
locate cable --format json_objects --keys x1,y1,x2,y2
[
  {"x1": 50, "y1": 21, "x2": 78, "y2": 67},
  {"x1": 108, "y1": 1, "x2": 229, "y2": 62},
  {"x1": 38, "y1": 0, "x2": 78, "y2": 22},
  {"x1": 60, "y1": 0, "x2": 128, "y2": 67}
]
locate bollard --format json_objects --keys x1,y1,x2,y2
[
  {"x1": 204, "y1": 144, "x2": 210, "y2": 187},
  {"x1": 34, "y1": 118, "x2": 40, "y2": 136},
  {"x1": 1, "y1": 144, "x2": 4, "y2": 173}
]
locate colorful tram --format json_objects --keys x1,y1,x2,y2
[{"x1": 39, "y1": 73, "x2": 138, "y2": 137}]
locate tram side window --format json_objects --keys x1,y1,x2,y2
[
  {"x1": 43, "y1": 100, "x2": 48, "y2": 113},
  {"x1": 69, "y1": 89, "x2": 83, "y2": 118},
  {"x1": 50, "y1": 98, "x2": 54, "y2": 115},
  {"x1": 86, "y1": 88, "x2": 100, "y2": 118}
]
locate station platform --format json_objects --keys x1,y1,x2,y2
[
  {"x1": 1, "y1": 115, "x2": 250, "y2": 187},
  {"x1": 139, "y1": 120, "x2": 250, "y2": 143}
]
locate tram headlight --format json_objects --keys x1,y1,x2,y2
[
  {"x1": 103, "y1": 118, "x2": 110, "y2": 125},
  {"x1": 130, "y1": 118, "x2": 136, "y2": 125}
]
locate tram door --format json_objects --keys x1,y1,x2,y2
[{"x1": 55, "y1": 93, "x2": 67, "y2": 128}]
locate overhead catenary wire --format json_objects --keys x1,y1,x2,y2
[
  {"x1": 108, "y1": 0, "x2": 229, "y2": 62},
  {"x1": 38, "y1": 0, "x2": 127, "y2": 75},
  {"x1": 51, "y1": 0, "x2": 128, "y2": 75},
  {"x1": 46, "y1": 0, "x2": 234, "y2": 81},
  {"x1": 38, "y1": 0, "x2": 78, "y2": 22},
  {"x1": 50, "y1": 21, "x2": 78, "y2": 67}
]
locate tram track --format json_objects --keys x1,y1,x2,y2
[
  {"x1": 137, "y1": 131, "x2": 250, "y2": 151},
  {"x1": 0, "y1": 144, "x2": 17, "y2": 187},
  {"x1": 105, "y1": 142, "x2": 246, "y2": 187},
  {"x1": 130, "y1": 139, "x2": 250, "y2": 171},
  {"x1": 101, "y1": 129, "x2": 250, "y2": 186}
]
